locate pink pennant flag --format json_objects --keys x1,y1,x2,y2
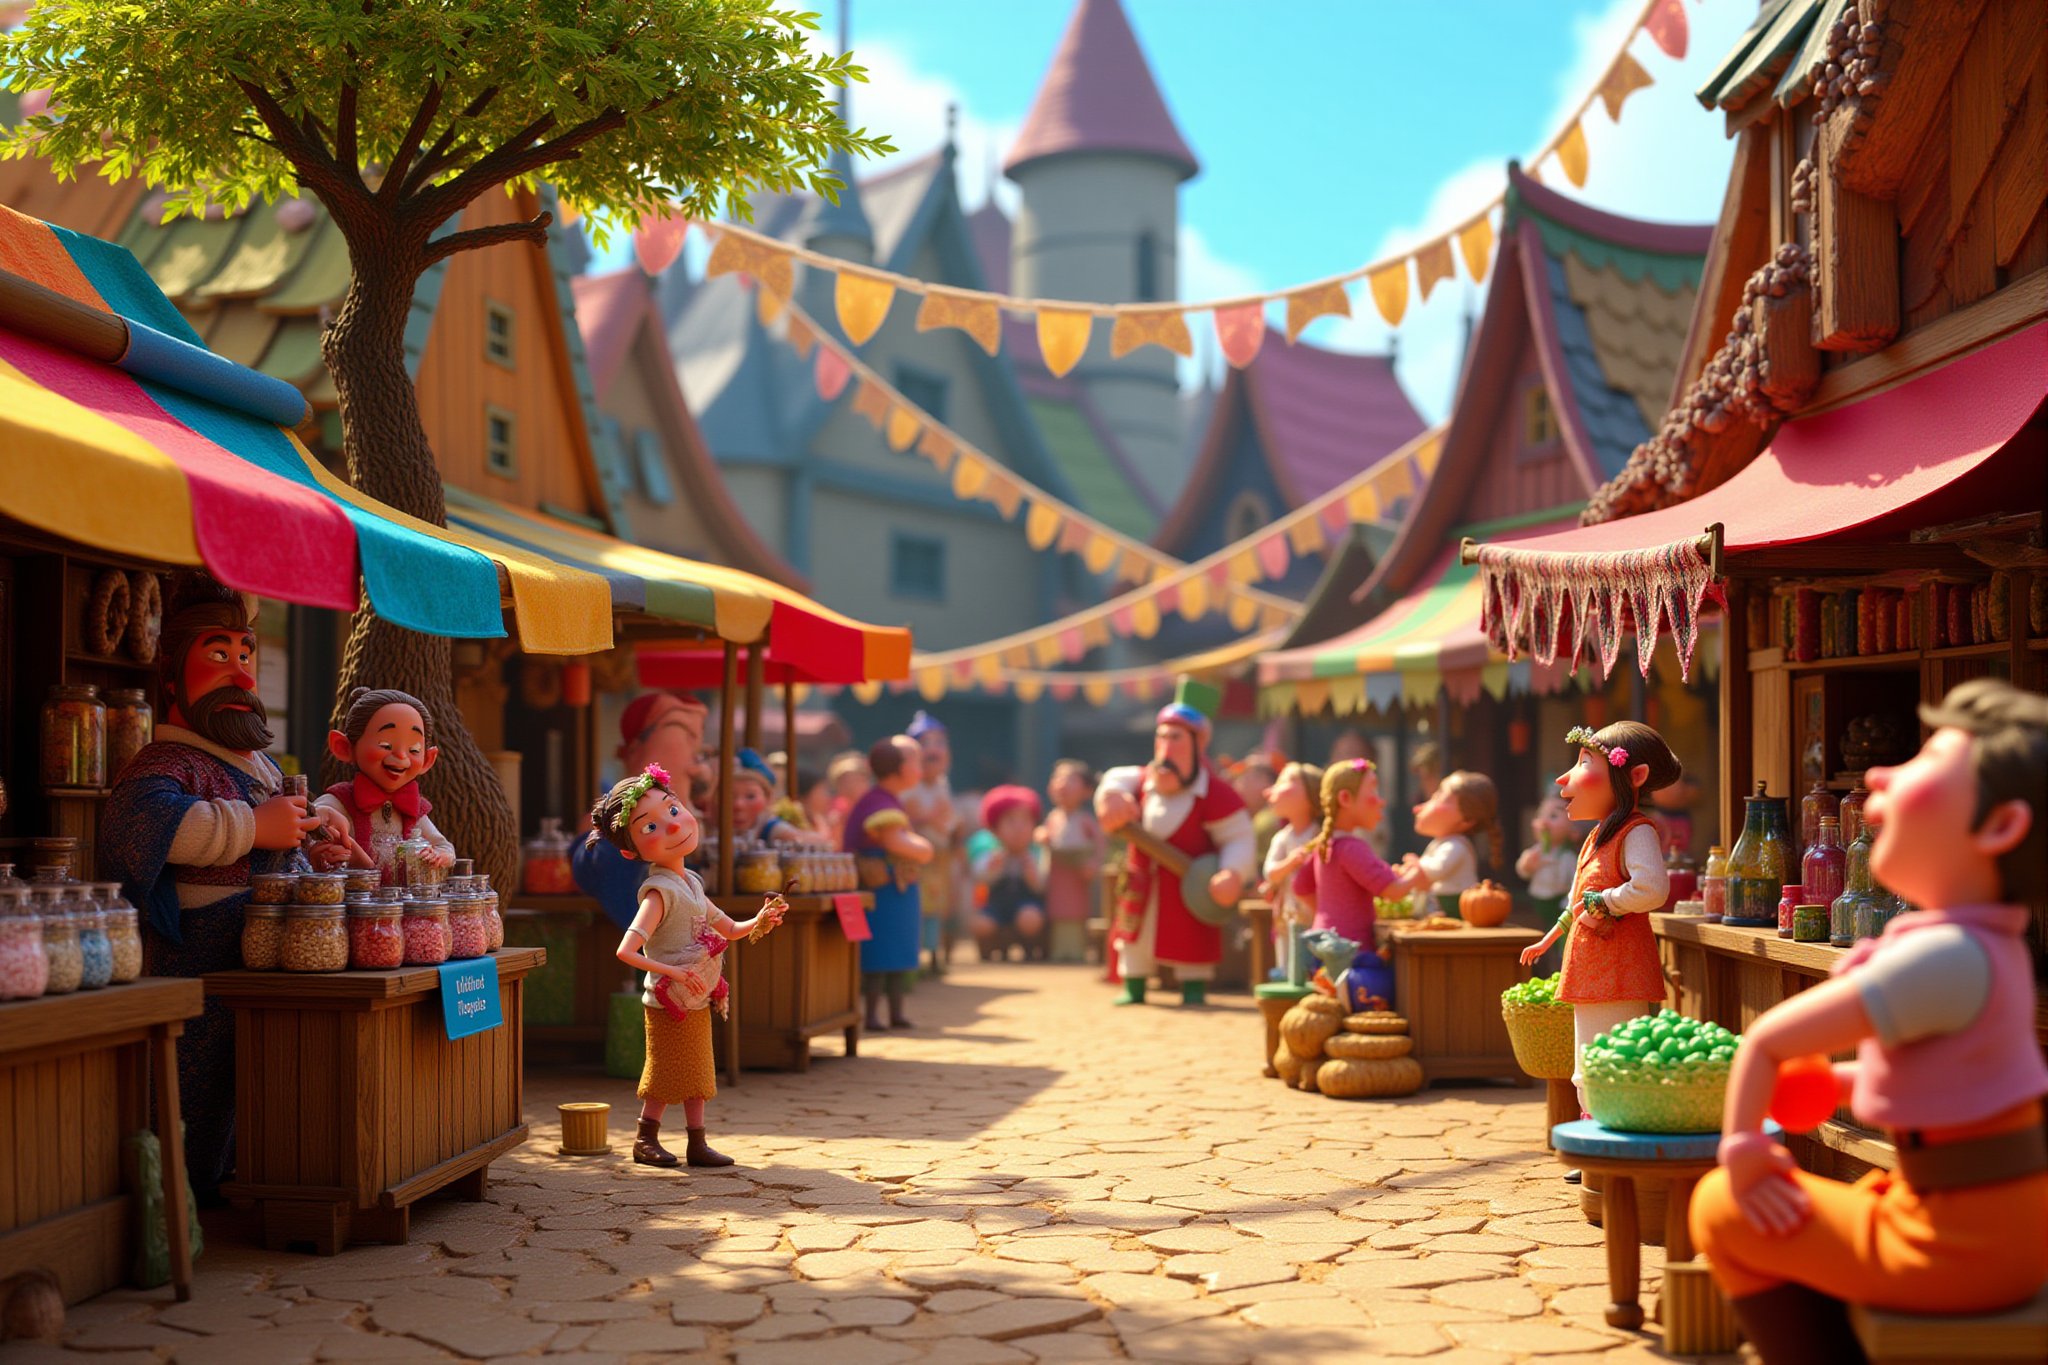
[
  {"x1": 1049, "y1": 681, "x2": 1078, "y2": 702},
  {"x1": 1155, "y1": 582, "x2": 1181, "y2": 614},
  {"x1": 634, "y1": 215, "x2": 688, "y2": 276},
  {"x1": 1644, "y1": 0, "x2": 1687, "y2": 59},
  {"x1": 1111, "y1": 604, "x2": 1136, "y2": 635},
  {"x1": 814, "y1": 348, "x2": 851, "y2": 402},
  {"x1": 1320, "y1": 500, "x2": 1351, "y2": 536},
  {"x1": 1257, "y1": 533, "x2": 1291, "y2": 580},
  {"x1": 1058, "y1": 627, "x2": 1088, "y2": 663},
  {"x1": 1213, "y1": 304, "x2": 1266, "y2": 369},
  {"x1": 1207, "y1": 561, "x2": 1232, "y2": 589}
]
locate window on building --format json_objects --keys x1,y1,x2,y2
[
  {"x1": 485, "y1": 301, "x2": 515, "y2": 368},
  {"x1": 1522, "y1": 384, "x2": 1558, "y2": 450},
  {"x1": 1135, "y1": 231, "x2": 1160, "y2": 303},
  {"x1": 633, "y1": 428, "x2": 674, "y2": 505},
  {"x1": 1225, "y1": 491, "x2": 1270, "y2": 545},
  {"x1": 894, "y1": 365, "x2": 949, "y2": 424},
  {"x1": 890, "y1": 533, "x2": 946, "y2": 601},
  {"x1": 485, "y1": 406, "x2": 517, "y2": 478}
]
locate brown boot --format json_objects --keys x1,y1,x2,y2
[
  {"x1": 1726, "y1": 1283, "x2": 1867, "y2": 1365},
  {"x1": 632, "y1": 1117, "x2": 679, "y2": 1168},
  {"x1": 685, "y1": 1127, "x2": 735, "y2": 1168}
]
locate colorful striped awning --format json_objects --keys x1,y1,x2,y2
[
  {"x1": 447, "y1": 492, "x2": 913, "y2": 684},
  {"x1": 0, "y1": 203, "x2": 616, "y2": 650}
]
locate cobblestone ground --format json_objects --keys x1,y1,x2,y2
[{"x1": 16, "y1": 963, "x2": 1736, "y2": 1365}]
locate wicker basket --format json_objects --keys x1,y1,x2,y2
[
  {"x1": 1501, "y1": 999, "x2": 1577, "y2": 1081},
  {"x1": 1584, "y1": 1073, "x2": 1727, "y2": 1134}
]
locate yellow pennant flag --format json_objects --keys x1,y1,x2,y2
[
  {"x1": 1108, "y1": 308, "x2": 1194, "y2": 359},
  {"x1": 1346, "y1": 483, "x2": 1381, "y2": 522},
  {"x1": 1080, "y1": 617, "x2": 1111, "y2": 650},
  {"x1": 1227, "y1": 548, "x2": 1261, "y2": 585},
  {"x1": 1413, "y1": 236, "x2": 1456, "y2": 303},
  {"x1": 1130, "y1": 595, "x2": 1162, "y2": 640},
  {"x1": 951, "y1": 454, "x2": 989, "y2": 500},
  {"x1": 1025, "y1": 501, "x2": 1062, "y2": 551},
  {"x1": 704, "y1": 231, "x2": 793, "y2": 298},
  {"x1": 755, "y1": 286, "x2": 787, "y2": 325},
  {"x1": 1036, "y1": 309, "x2": 1092, "y2": 377},
  {"x1": 1368, "y1": 260, "x2": 1410, "y2": 327},
  {"x1": 852, "y1": 680, "x2": 883, "y2": 704},
  {"x1": 1084, "y1": 532, "x2": 1119, "y2": 575},
  {"x1": 917, "y1": 668, "x2": 947, "y2": 703},
  {"x1": 1555, "y1": 120, "x2": 1589, "y2": 188},
  {"x1": 1003, "y1": 646, "x2": 1032, "y2": 669},
  {"x1": 984, "y1": 472, "x2": 1024, "y2": 520},
  {"x1": 1284, "y1": 281, "x2": 1351, "y2": 342},
  {"x1": 1013, "y1": 675, "x2": 1045, "y2": 703},
  {"x1": 915, "y1": 288, "x2": 1001, "y2": 355},
  {"x1": 1413, "y1": 431, "x2": 1445, "y2": 478},
  {"x1": 1598, "y1": 51, "x2": 1654, "y2": 122},
  {"x1": 851, "y1": 379, "x2": 890, "y2": 427},
  {"x1": 1378, "y1": 458, "x2": 1417, "y2": 504},
  {"x1": 916, "y1": 426, "x2": 956, "y2": 472},
  {"x1": 1177, "y1": 573, "x2": 1210, "y2": 622},
  {"x1": 973, "y1": 653, "x2": 1004, "y2": 687},
  {"x1": 786, "y1": 314, "x2": 818, "y2": 359},
  {"x1": 1083, "y1": 678, "x2": 1115, "y2": 707},
  {"x1": 835, "y1": 271, "x2": 895, "y2": 345},
  {"x1": 1228, "y1": 591, "x2": 1259, "y2": 632},
  {"x1": 1457, "y1": 214, "x2": 1495, "y2": 285},
  {"x1": 1295, "y1": 679, "x2": 1332, "y2": 716},
  {"x1": 1328, "y1": 675, "x2": 1367, "y2": 716},
  {"x1": 1287, "y1": 514, "x2": 1326, "y2": 557},
  {"x1": 885, "y1": 405, "x2": 920, "y2": 452},
  {"x1": 1031, "y1": 635, "x2": 1064, "y2": 668},
  {"x1": 1261, "y1": 604, "x2": 1296, "y2": 632},
  {"x1": 1115, "y1": 547, "x2": 1153, "y2": 585}
]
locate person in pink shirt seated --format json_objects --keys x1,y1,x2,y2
[{"x1": 1293, "y1": 759, "x2": 1432, "y2": 1004}]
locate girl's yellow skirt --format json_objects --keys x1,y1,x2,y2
[{"x1": 638, "y1": 1005, "x2": 717, "y2": 1103}]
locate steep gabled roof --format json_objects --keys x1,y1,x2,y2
[
  {"x1": 0, "y1": 91, "x2": 148, "y2": 239},
  {"x1": 1003, "y1": 0, "x2": 1199, "y2": 181},
  {"x1": 1353, "y1": 165, "x2": 1708, "y2": 606},
  {"x1": 1153, "y1": 329, "x2": 1424, "y2": 556},
  {"x1": 573, "y1": 268, "x2": 808, "y2": 591}
]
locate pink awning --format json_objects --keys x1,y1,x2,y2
[{"x1": 1468, "y1": 320, "x2": 2046, "y2": 678}]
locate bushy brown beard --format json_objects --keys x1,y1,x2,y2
[
  {"x1": 1148, "y1": 757, "x2": 1192, "y2": 792},
  {"x1": 182, "y1": 686, "x2": 274, "y2": 753}
]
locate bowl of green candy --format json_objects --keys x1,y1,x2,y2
[
  {"x1": 1500, "y1": 974, "x2": 1575, "y2": 1080},
  {"x1": 1582, "y1": 1008, "x2": 1739, "y2": 1133}
]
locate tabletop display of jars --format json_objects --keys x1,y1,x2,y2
[
  {"x1": 249, "y1": 872, "x2": 298, "y2": 906},
  {"x1": 282, "y1": 904, "x2": 348, "y2": 972},
  {"x1": 105, "y1": 687, "x2": 153, "y2": 780},
  {"x1": 40, "y1": 683, "x2": 106, "y2": 791},
  {"x1": 448, "y1": 900, "x2": 488, "y2": 960},
  {"x1": 296, "y1": 871, "x2": 347, "y2": 905},
  {"x1": 477, "y1": 874, "x2": 503, "y2": 950},
  {"x1": 522, "y1": 817, "x2": 574, "y2": 895},
  {"x1": 344, "y1": 867, "x2": 383, "y2": 898},
  {"x1": 242, "y1": 903, "x2": 286, "y2": 970},
  {"x1": 735, "y1": 845, "x2": 782, "y2": 895},
  {"x1": 0, "y1": 887, "x2": 47, "y2": 1000},
  {"x1": 36, "y1": 887, "x2": 82, "y2": 994},
  {"x1": 1723, "y1": 782, "x2": 1788, "y2": 928},
  {"x1": 72, "y1": 890, "x2": 113, "y2": 990},
  {"x1": 402, "y1": 900, "x2": 449, "y2": 966},
  {"x1": 99, "y1": 883, "x2": 143, "y2": 983},
  {"x1": 347, "y1": 900, "x2": 405, "y2": 970}
]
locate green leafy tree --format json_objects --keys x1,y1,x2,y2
[{"x1": 3, "y1": 0, "x2": 890, "y2": 884}]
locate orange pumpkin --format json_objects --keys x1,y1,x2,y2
[{"x1": 1460, "y1": 879, "x2": 1513, "y2": 927}]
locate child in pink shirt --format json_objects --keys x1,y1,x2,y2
[{"x1": 1293, "y1": 760, "x2": 1432, "y2": 991}]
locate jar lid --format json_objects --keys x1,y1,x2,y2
[
  {"x1": 403, "y1": 902, "x2": 448, "y2": 919},
  {"x1": 251, "y1": 872, "x2": 299, "y2": 887},
  {"x1": 245, "y1": 903, "x2": 286, "y2": 919},
  {"x1": 107, "y1": 688, "x2": 149, "y2": 704},
  {"x1": 347, "y1": 902, "x2": 401, "y2": 918},
  {"x1": 0, "y1": 887, "x2": 24, "y2": 912},
  {"x1": 287, "y1": 903, "x2": 344, "y2": 919},
  {"x1": 49, "y1": 682, "x2": 100, "y2": 699},
  {"x1": 298, "y1": 872, "x2": 347, "y2": 888}
]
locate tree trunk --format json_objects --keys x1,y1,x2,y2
[{"x1": 319, "y1": 252, "x2": 519, "y2": 893}]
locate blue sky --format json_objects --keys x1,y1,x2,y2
[{"x1": 604, "y1": 0, "x2": 1757, "y2": 423}]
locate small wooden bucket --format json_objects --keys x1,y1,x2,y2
[
  {"x1": 1662, "y1": 1259, "x2": 1741, "y2": 1354},
  {"x1": 558, "y1": 1102, "x2": 610, "y2": 1156}
]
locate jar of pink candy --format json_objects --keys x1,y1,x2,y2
[
  {"x1": 0, "y1": 887, "x2": 47, "y2": 1000},
  {"x1": 476, "y1": 874, "x2": 503, "y2": 951},
  {"x1": 347, "y1": 900, "x2": 404, "y2": 970},
  {"x1": 401, "y1": 901, "x2": 448, "y2": 966}
]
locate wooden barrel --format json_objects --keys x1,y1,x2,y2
[
  {"x1": 1662, "y1": 1259, "x2": 1740, "y2": 1355},
  {"x1": 558, "y1": 1102, "x2": 610, "y2": 1155}
]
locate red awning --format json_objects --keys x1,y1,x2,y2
[
  {"x1": 1467, "y1": 320, "x2": 2046, "y2": 678},
  {"x1": 638, "y1": 645, "x2": 854, "y2": 689}
]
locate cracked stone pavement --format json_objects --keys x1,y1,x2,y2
[{"x1": 10, "y1": 962, "x2": 1736, "y2": 1364}]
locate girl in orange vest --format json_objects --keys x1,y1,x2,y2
[{"x1": 1519, "y1": 722, "x2": 1680, "y2": 1125}]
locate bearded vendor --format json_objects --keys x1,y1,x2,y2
[
  {"x1": 1094, "y1": 678, "x2": 1256, "y2": 1007},
  {"x1": 573, "y1": 691, "x2": 711, "y2": 929},
  {"x1": 102, "y1": 575, "x2": 344, "y2": 1201}
]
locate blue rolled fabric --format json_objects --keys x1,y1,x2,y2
[
  {"x1": 119, "y1": 316, "x2": 310, "y2": 429},
  {"x1": 47, "y1": 222, "x2": 206, "y2": 345}
]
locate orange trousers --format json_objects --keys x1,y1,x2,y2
[{"x1": 1690, "y1": 1105, "x2": 2048, "y2": 1313}]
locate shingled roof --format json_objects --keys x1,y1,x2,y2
[{"x1": 1003, "y1": 0, "x2": 1199, "y2": 181}]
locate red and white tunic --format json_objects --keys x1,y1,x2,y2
[{"x1": 1100, "y1": 764, "x2": 1255, "y2": 980}]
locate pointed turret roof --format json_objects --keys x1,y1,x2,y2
[{"x1": 1003, "y1": 0, "x2": 1199, "y2": 181}]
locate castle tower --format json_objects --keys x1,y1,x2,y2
[{"x1": 1004, "y1": 0, "x2": 1198, "y2": 497}]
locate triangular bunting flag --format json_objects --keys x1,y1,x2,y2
[
  {"x1": 914, "y1": 288, "x2": 1001, "y2": 355},
  {"x1": 1177, "y1": 574, "x2": 1209, "y2": 622},
  {"x1": 1378, "y1": 458, "x2": 1417, "y2": 503},
  {"x1": 1284, "y1": 281, "x2": 1350, "y2": 342},
  {"x1": 1257, "y1": 533, "x2": 1292, "y2": 580},
  {"x1": 835, "y1": 271, "x2": 895, "y2": 346},
  {"x1": 755, "y1": 285, "x2": 787, "y2": 325},
  {"x1": 984, "y1": 472, "x2": 1024, "y2": 520},
  {"x1": 786, "y1": 315, "x2": 818, "y2": 359},
  {"x1": 1228, "y1": 592, "x2": 1259, "y2": 632},
  {"x1": 1328, "y1": 675, "x2": 1366, "y2": 715},
  {"x1": 1413, "y1": 236, "x2": 1456, "y2": 302},
  {"x1": 1084, "y1": 533, "x2": 1119, "y2": 575},
  {"x1": 1111, "y1": 603, "x2": 1136, "y2": 635},
  {"x1": 1261, "y1": 604, "x2": 1295, "y2": 632},
  {"x1": 916, "y1": 426, "x2": 956, "y2": 472},
  {"x1": 1115, "y1": 547, "x2": 1153, "y2": 585},
  {"x1": 1083, "y1": 678, "x2": 1115, "y2": 707},
  {"x1": 1031, "y1": 635, "x2": 1064, "y2": 668},
  {"x1": 1130, "y1": 676, "x2": 1159, "y2": 703},
  {"x1": 1295, "y1": 679, "x2": 1332, "y2": 716},
  {"x1": 814, "y1": 347, "x2": 851, "y2": 401},
  {"x1": 1080, "y1": 617, "x2": 1111, "y2": 650},
  {"x1": 1057, "y1": 518, "x2": 1092, "y2": 556},
  {"x1": 1555, "y1": 120, "x2": 1590, "y2": 188},
  {"x1": 1213, "y1": 303, "x2": 1266, "y2": 368},
  {"x1": 1037, "y1": 309, "x2": 1092, "y2": 377},
  {"x1": 1345, "y1": 484, "x2": 1381, "y2": 522},
  {"x1": 1456, "y1": 214, "x2": 1495, "y2": 285},
  {"x1": 1131, "y1": 596, "x2": 1161, "y2": 640},
  {"x1": 704, "y1": 231, "x2": 793, "y2": 298},
  {"x1": 973, "y1": 653, "x2": 1004, "y2": 687},
  {"x1": 1058, "y1": 627, "x2": 1087, "y2": 663},
  {"x1": 1207, "y1": 561, "x2": 1232, "y2": 590},
  {"x1": 885, "y1": 405, "x2": 920, "y2": 452},
  {"x1": 1227, "y1": 548, "x2": 1261, "y2": 585},
  {"x1": 852, "y1": 681, "x2": 883, "y2": 704},
  {"x1": 1013, "y1": 675, "x2": 1045, "y2": 703},
  {"x1": 634, "y1": 215, "x2": 687, "y2": 276},
  {"x1": 1645, "y1": 0, "x2": 1688, "y2": 60},
  {"x1": 1319, "y1": 499, "x2": 1351, "y2": 538},
  {"x1": 951, "y1": 455, "x2": 990, "y2": 500},
  {"x1": 1368, "y1": 260, "x2": 1410, "y2": 327},
  {"x1": 1287, "y1": 514, "x2": 1326, "y2": 557},
  {"x1": 1025, "y1": 501, "x2": 1062, "y2": 551},
  {"x1": 851, "y1": 379, "x2": 890, "y2": 427},
  {"x1": 918, "y1": 668, "x2": 950, "y2": 703},
  {"x1": 1414, "y1": 432, "x2": 1445, "y2": 477},
  {"x1": 1598, "y1": 50, "x2": 1654, "y2": 122},
  {"x1": 1109, "y1": 308, "x2": 1193, "y2": 359}
]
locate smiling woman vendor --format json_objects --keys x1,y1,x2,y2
[{"x1": 315, "y1": 687, "x2": 454, "y2": 880}]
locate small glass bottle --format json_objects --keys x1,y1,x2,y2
[
  {"x1": 1831, "y1": 830, "x2": 1874, "y2": 948},
  {"x1": 72, "y1": 889, "x2": 113, "y2": 990},
  {"x1": 1724, "y1": 783, "x2": 1786, "y2": 927},
  {"x1": 40, "y1": 683, "x2": 106, "y2": 790},
  {"x1": 476, "y1": 873, "x2": 503, "y2": 951},
  {"x1": 1799, "y1": 781, "x2": 1839, "y2": 859},
  {"x1": 1776, "y1": 882, "x2": 1805, "y2": 939},
  {"x1": 1792, "y1": 902, "x2": 1829, "y2": 943},
  {"x1": 105, "y1": 687, "x2": 153, "y2": 780},
  {"x1": 99, "y1": 883, "x2": 143, "y2": 983},
  {"x1": 347, "y1": 900, "x2": 405, "y2": 970},
  {"x1": 402, "y1": 900, "x2": 449, "y2": 965},
  {"x1": 1700, "y1": 845, "x2": 1728, "y2": 923},
  {"x1": 282, "y1": 904, "x2": 349, "y2": 972},
  {"x1": 1801, "y1": 816, "x2": 1846, "y2": 916},
  {"x1": 1838, "y1": 779, "x2": 1870, "y2": 845},
  {"x1": 0, "y1": 887, "x2": 48, "y2": 1000}
]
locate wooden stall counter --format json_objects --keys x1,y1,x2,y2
[
  {"x1": 713, "y1": 892, "x2": 867, "y2": 1074},
  {"x1": 1384, "y1": 923, "x2": 1539, "y2": 1086},
  {"x1": 0, "y1": 979, "x2": 202, "y2": 1304},
  {"x1": 203, "y1": 946, "x2": 544, "y2": 1255},
  {"x1": 502, "y1": 893, "x2": 629, "y2": 1059},
  {"x1": 1653, "y1": 914, "x2": 1899, "y2": 1178}
]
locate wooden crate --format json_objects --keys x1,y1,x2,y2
[
  {"x1": 715, "y1": 894, "x2": 863, "y2": 1073},
  {"x1": 0, "y1": 979, "x2": 202, "y2": 1303},
  {"x1": 203, "y1": 947, "x2": 543, "y2": 1254},
  {"x1": 1385, "y1": 924, "x2": 1539, "y2": 1085}
]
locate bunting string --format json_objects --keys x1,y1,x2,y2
[{"x1": 838, "y1": 627, "x2": 1288, "y2": 706}]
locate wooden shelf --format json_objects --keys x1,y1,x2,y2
[
  {"x1": 1924, "y1": 640, "x2": 2012, "y2": 659},
  {"x1": 1783, "y1": 649, "x2": 1921, "y2": 673},
  {"x1": 63, "y1": 650, "x2": 152, "y2": 671},
  {"x1": 1651, "y1": 914, "x2": 1849, "y2": 977},
  {"x1": 204, "y1": 946, "x2": 544, "y2": 1003},
  {"x1": 2026, "y1": 638, "x2": 2047, "y2": 652},
  {"x1": 45, "y1": 787, "x2": 108, "y2": 802}
]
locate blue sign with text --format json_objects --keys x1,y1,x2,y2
[{"x1": 438, "y1": 957, "x2": 502, "y2": 1040}]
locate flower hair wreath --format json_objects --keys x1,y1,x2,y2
[
  {"x1": 611, "y1": 763, "x2": 673, "y2": 832},
  {"x1": 1565, "y1": 726, "x2": 1629, "y2": 769}
]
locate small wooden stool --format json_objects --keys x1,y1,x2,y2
[
  {"x1": 1850, "y1": 1284, "x2": 2048, "y2": 1364},
  {"x1": 1254, "y1": 983, "x2": 1309, "y2": 1078},
  {"x1": 1550, "y1": 1120, "x2": 1758, "y2": 1331}
]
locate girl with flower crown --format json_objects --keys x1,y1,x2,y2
[
  {"x1": 592, "y1": 764, "x2": 786, "y2": 1169},
  {"x1": 1520, "y1": 722, "x2": 1681, "y2": 1118}
]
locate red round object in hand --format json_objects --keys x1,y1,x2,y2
[{"x1": 1768, "y1": 1053, "x2": 1838, "y2": 1133}]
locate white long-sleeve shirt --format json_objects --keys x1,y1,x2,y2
[
  {"x1": 1591, "y1": 824, "x2": 1669, "y2": 915},
  {"x1": 1098, "y1": 765, "x2": 1257, "y2": 885},
  {"x1": 158, "y1": 726, "x2": 290, "y2": 909}
]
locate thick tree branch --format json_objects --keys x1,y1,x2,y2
[
  {"x1": 379, "y1": 79, "x2": 442, "y2": 201},
  {"x1": 412, "y1": 105, "x2": 633, "y2": 222},
  {"x1": 421, "y1": 212, "x2": 553, "y2": 265},
  {"x1": 336, "y1": 81, "x2": 358, "y2": 172},
  {"x1": 397, "y1": 84, "x2": 500, "y2": 198}
]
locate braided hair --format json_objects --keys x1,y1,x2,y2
[{"x1": 1307, "y1": 759, "x2": 1375, "y2": 864}]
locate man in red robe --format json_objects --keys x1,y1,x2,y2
[{"x1": 1095, "y1": 678, "x2": 1256, "y2": 1005}]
